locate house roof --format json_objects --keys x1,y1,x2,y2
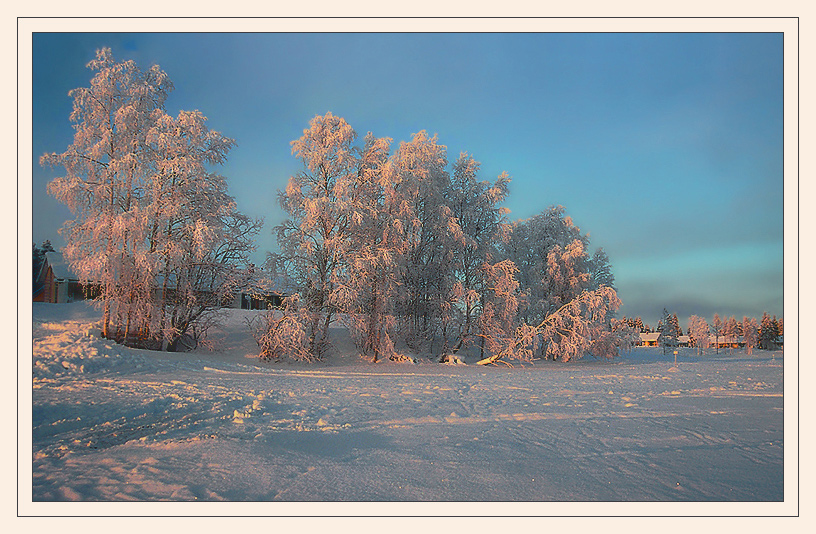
[
  {"x1": 677, "y1": 335, "x2": 691, "y2": 343},
  {"x1": 640, "y1": 332, "x2": 661, "y2": 342},
  {"x1": 240, "y1": 270, "x2": 295, "y2": 296},
  {"x1": 43, "y1": 252, "x2": 77, "y2": 281}
]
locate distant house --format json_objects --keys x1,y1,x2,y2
[
  {"x1": 230, "y1": 273, "x2": 293, "y2": 310},
  {"x1": 639, "y1": 332, "x2": 661, "y2": 347},
  {"x1": 33, "y1": 254, "x2": 290, "y2": 309},
  {"x1": 709, "y1": 335, "x2": 743, "y2": 349},
  {"x1": 233, "y1": 291, "x2": 285, "y2": 310},
  {"x1": 33, "y1": 252, "x2": 98, "y2": 303},
  {"x1": 33, "y1": 252, "x2": 56, "y2": 303},
  {"x1": 677, "y1": 335, "x2": 691, "y2": 347}
]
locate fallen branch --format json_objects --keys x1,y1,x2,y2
[
  {"x1": 476, "y1": 286, "x2": 620, "y2": 365},
  {"x1": 475, "y1": 354, "x2": 514, "y2": 367}
]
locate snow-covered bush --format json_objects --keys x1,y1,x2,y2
[
  {"x1": 247, "y1": 295, "x2": 314, "y2": 363},
  {"x1": 438, "y1": 354, "x2": 465, "y2": 365}
]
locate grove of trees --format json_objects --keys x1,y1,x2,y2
[
  {"x1": 43, "y1": 49, "x2": 780, "y2": 366},
  {"x1": 264, "y1": 112, "x2": 622, "y2": 365},
  {"x1": 42, "y1": 50, "x2": 622, "y2": 364}
]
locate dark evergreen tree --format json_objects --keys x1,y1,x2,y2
[
  {"x1": 711, "y1": 313, "x2": 723, "y2": 354},
  {"x1": 32, "y1": 240, "x2": 55, "y2": 296},
  {"x1": 33, "y1": 243, "x2": 43, "y2": 295},
  {"x1": 657, "y1": 308, "x2": 679, "y2": 354},
  {"x1": 759, "y1": 313, "x2": 780, "y2": 350},
  {"x1": 670, "y1": 313, "x2": 681, "y2": 338},
  {"x1": 759, "y1": 312, "x2": 779, "y2": 350},
  {"x1": 589, "y1": 247, "x2": 615, "y2": 290}
]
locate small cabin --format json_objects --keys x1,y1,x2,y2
[
  {"x1": 235, "y1": 292, "x2": 285, "y2": 310},
  {"x1": 230, "y1": 273, "x2": 293, "y2": 310},
  {"x1": 639, "y1": 332, "x2": 661, "y2": 347}
]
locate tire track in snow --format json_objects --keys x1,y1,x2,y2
[{"x1": 361, "y1": 408, "x2": 733, "y2": 430}]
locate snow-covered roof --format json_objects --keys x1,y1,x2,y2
[
  {"x1": 44, "y1": 252, "x2": 77, "y2": 281},
  {"x1": 677, "y1": 335, "x2": 690, "y2": 343},
  {"x1": 640, "y1": 332, "x2": 660, "y2": 342},
  {"x1": 239, "y1": 271, "x2": 295, "y2": 296}
]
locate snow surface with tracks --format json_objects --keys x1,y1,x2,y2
[{"x1": 29, "y1": 302, "x2": 784, "y2": 504}]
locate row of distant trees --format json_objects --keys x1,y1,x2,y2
[
  {"x1": 42, "y1": 48, "x2": 627, "y2": 364},
  {"x1": 622, "y1": 310, "x2": 782, "y2": 355}
]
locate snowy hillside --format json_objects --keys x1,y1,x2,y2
[{"x1": 28, "y1": 302, "x2": 785, "y2": 510}]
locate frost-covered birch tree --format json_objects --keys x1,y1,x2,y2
[
  {"x1": 42, "y1": 48, "x2": 258, "y2": 350},
  {"x1": 473, "y1": 260, "x2": 521, "y2": 361},
  {"x1": 742, "y1": 316, "x2": 759, "y2": 354},
  {"x1": 445, "y1": 153, "x2": 511, "y2": 355},
  {"x1": 145, "y1": 109, "x2": 261, "y2": 350},
  {"x1": 687, "y1": 315, "x2": 710, "y2": 355},
  {"x1": 334, "y1": 132, "x2": 409, "y2": 362},
  {"x1": 477, "y1": 285, "x2": 621, "y2": 365},
  {"x1": 272, "y1": 112, "x2": 359, "y2": 357},
  {"x1": 42, "y1": 48, "x2": 172, "y2": 343},
  {"x1": 501, "y1": 207, "x2": 590, "y2": 328},
  {"x1": 487, "y1": 206, "x2": 625, "y2": 362},
  {"x1": 388, "y1": 130, "x2": 458, "y2": 352}
]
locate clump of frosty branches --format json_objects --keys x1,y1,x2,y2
[
  {"x1": 478, "y1": 285, "x2": 622, "y2": 366},
  {"x1": 247, "y1": 295, "x2": 315, "y2": 363}
]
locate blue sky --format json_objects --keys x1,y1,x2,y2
[{"x1": 31, "y1": 32, "x2": 784, "y2": 326}]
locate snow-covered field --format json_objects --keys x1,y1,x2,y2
[{"x1": 26, "y1": 302, "x2": 787, "y2": 513}]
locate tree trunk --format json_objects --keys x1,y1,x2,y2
[{"x1": 102, "y1": 298, "x2": 111, "y2": 339}]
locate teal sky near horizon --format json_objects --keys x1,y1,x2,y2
[{"x1": 30, "y1": 32, "x2": 785, "y2": 326}]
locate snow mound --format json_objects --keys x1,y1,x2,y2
[
  {"x1": 439, "y1": 354, "x2": 466, "y2": 365},
  {"x1": 33, "y1": 309, "x2": 151, "y2": 381}
]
